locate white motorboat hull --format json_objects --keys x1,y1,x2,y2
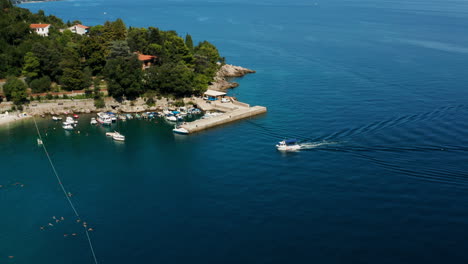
[
  {"x1": 112, "y1": 135, "x2": 125, "y2": 141},
  {"x1": 276, "y1": 145, "x2": 301, "y2": 151},
  {"x1": 173, "y1": 128, "x2": 189, "y2": 135},
  {"x1": 165, "y1": 116, "x2": 177, "y2": 122}
]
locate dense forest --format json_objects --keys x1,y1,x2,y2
[{"x1": 0, "y1": 0, "x2": 223, "y2": 105}]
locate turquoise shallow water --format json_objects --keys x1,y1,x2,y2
[{"x1": 2, "y1": 0, "x2": 468, "y2": 263}]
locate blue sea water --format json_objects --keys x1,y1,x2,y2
[{"x1": 2, "y1": 0, "x2": 468, "y2": 263}]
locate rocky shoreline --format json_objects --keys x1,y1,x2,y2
[{"x1": 208, "y1": 64, "x2": 256, "y2": 91}]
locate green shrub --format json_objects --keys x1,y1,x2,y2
[
  {"x1": 174, "y1": 100, "x2": 185, "y2": 107},
  {"x1": 62, "y1": 94, "x2": 69, "y2": 99},
  {"x1": 46, "y1": 93, "x2": 53, "y2": 100},
  {"x1": 94, "y1": 98, "x2": 105, "y2": 108},
  {"x1": 146, "y1": 97, "x2": 155, "y2": 106},
  {"x1": 29, "y1": 76, "x2": 52, "y2": 93}
]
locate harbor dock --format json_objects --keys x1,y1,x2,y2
[{"x1": 181, "y1": 97, "x2": 267, "y2": 133}]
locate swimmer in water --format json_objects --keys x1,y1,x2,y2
[
  {"x1": 61, "y1": 217, "x2": 65, "y2": 221},
  {"x1": 48, "y1": 223, "x2": 54, "y2": 227}
]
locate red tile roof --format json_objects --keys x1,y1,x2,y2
[
  {"x1": 138, "y1": 54, "x2": 156, "y2": 61},
  {"x1": 75, "y1": 24, "x2": 90, "y2": 29},
  {"x1": 30, "y1": 24, "x2": 50, "y2": 29}
]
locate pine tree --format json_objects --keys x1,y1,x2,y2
[{"x1": 185, "y1": 33, "x2": 193, "y2": 52}]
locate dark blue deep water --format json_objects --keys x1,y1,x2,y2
[{"x1": 2, "y1": 0, "x2": 468, "y2": 263}]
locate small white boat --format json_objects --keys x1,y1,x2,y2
[
  {"x1": 62, "y1": 123, "x2": 74, "y2": 130},
  {"x1": 173, "y1": 125, "x2": 189, "y2": 135},
  {"x1": 276, "y1": 139, "x2": 301, "y2": 151},
  {"x1": 112, "y1": 132, "x2": 125, "y2": 141},
  {"x1": 97, "y1": 112, "x2": 112, "y2": 125},
  {"x1": 90, "y1": 118, "x2": 98, "y2": 125},
  {"x1": 37, "y1": 138, "x2": 43, "y2": 145},
  {"x1": 106, "y1": 131, "x2": 117, "y2": 137},
  {"x1": 66, "y1": 117, "x2": 78, "y2": 125},
  {"x1": 165, "y1": 115, "x2": 177, "y2": 122},
  {"x1": 52, "y1": 116, "x2": 62, "y2": 121}
]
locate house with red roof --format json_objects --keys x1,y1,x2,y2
[
  {"x1": 137, "y1": 53, "x2": 157, "y2": 70},
  {"x1": 67, "y1": 24, "x2": 90, "y2": 35},
  {"x1": 30, "y1": 24, "x2": 51, "y2": 36}
]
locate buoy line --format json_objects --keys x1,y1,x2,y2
[{"x1": 33, "y1": 117, "x2": 99, "y2": 264}]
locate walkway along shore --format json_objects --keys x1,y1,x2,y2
[
  {"x1": 0, "y1": 64, "x2": 266, "y2": 129},
  {"x1": 181, "y1": 97, "x2": 267, "y2": 134}
]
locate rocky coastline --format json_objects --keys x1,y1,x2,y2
[{"x1": 208, "y1": 64, "x2": 256, "y2": 91}]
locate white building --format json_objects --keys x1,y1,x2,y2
[
  {"x1": 30, "y1": 24, "x2": 51, "y2": 36},
  {"x1": 67, "y1": 24, "x2": 90, "y2": 35}
]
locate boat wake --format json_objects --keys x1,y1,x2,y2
[{"x1": 299, "y1": 140, "x2": 339, "y2": 150}]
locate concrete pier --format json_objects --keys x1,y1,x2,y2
[{"x1": 181, "y1": 98, "x2": 267, "y2": 133}]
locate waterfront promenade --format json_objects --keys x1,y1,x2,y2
[{"x1": 181, "y1": 97, "x2": 267, "y2": 133}]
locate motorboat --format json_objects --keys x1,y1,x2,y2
[
  {"x1": 52, "y1": 116, "x2": 62, "y2": 121},
  {"x1": 276, "y1": 139, "x2": 301, "y2": 151},
  {"x1": 112, "y1": 132, "x2": 125, "y2": 141},
  {"x1": 37, "y1": 138, "x2": 43, "y2": 145},
  {"x1": 90, "y1": 118, "x2": 98, "y2": 125},
  {"x1": 118, "y1": 114, "x2": 127, "y2": 121},
  {"x1": 62, "y1": 123, "x2": 74, "y2": 130},
  {"x1": 97, "y1": 112, "x2": 112, "y2": 125},
  {"x1": 126, "y1": 114, "x2": 134, "y2": 120},
  {"x1": 66, "y1": 116, "x2": 78, "y2": 125},
  {"x1": 106, "y1": 131, "x2": 117, "y2": 137},
  {"x1": 73, "y1": 114, "x2": 79, "y2": 119},
  {"x1": 106, "y1": 112, "x2": 117, "y2": 122},
  {"x1": 165, "y1": 114, "x2": 177, "y2": 122},
  {"x1": 173, "y1": 125, "x2": 189, "y2": 135}
]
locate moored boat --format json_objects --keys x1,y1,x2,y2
[
  {"x1": 90, "y1": 118, "x2": 98, "y2": 125},
  {"x1": 52, "y1": 116, "x2": 62, "y2": 121},
  {"x1": 172, "y1": 125, "x2": 189, "y2": 135},
  {"x1": 165, "y1": 114, "x2": 177, "y2": 122},
  {"x1": 62, "y1": 123, "x2": 74, "y2": 130},
  {"x1": 112, "y1": 132, "x2": 125, "y2": 141},
  {"x1": 97, "y1": 112, "x2": 112, "y2": 125},
  {"x1": 106, "y1": 131, "x2": 117, "y2": 137},
  {"x1": 276, "y1": 139, "x2": 301, "y2": 151}
]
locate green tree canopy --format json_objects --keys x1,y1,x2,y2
[
  {"x1": 104, "y1": 55, "x2": 143, "y2": 99},
  {"x1": 3, "y1": 76, "x2": 28, "y2": 105},
  {"x1": 22, "y1": 52, "x2": 41, "y2": 81}
]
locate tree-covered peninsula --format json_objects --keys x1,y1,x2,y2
[{"x1": 0, "y1": 0, "x2": 223, "y2": 106}]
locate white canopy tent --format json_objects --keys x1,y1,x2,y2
[{"x1": 204, "y1": 90, "x2": 226, "y2": 97}]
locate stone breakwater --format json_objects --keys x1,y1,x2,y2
[{"x1": 208, "y1": 64, "x2": 256, "y2": 91}]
